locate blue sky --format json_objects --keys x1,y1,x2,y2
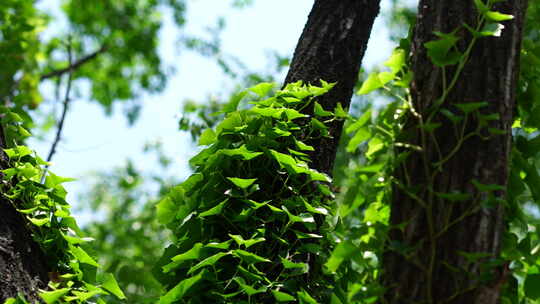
[{"x1": 31, "y1": 0, "x2": 396, "y2": 223}]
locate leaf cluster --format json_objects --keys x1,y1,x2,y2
[{"x1": 154, "y1": 81, "x2": 341, "y2": 303}]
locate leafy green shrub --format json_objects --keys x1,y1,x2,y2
[{"x1": 154, "y1": 81, "x2": 341, "y2": 303}]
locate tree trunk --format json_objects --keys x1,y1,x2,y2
[
  {"x1": 383, "y1": 1, "x2": 528, "y2": 303},
  {"x1": 284, "y1": 0, "x2": 381, "y2": 175},
  {"x1": 0, "y1": 124, "x2": 49, "y2": 302}
]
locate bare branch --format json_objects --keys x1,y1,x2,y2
[
  {"x1": 40, "y1": 45, "x2": 107, "y2": 81},
  {"x1": 42, "y1": 39, "x2": 75, "y2": 181}
]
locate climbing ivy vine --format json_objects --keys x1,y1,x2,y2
[
  {"x1": 154, "y1": 81, "x2": 347, "y2": 303},
  {"x1": 1, "y1": 111, "x2": 125, "y2": 303}
]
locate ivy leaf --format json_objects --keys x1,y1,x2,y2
[
  {"x1": 159, "y1": 270, "x2": 205, "y2": 304},
  {"x1": 346, "y1": 109, "x2": 372, "y2": 134},
  {"x1": 424, "y1": 32, "x2": 461, "y2": 67},
  {"x1": 357, "y1": 72, "x2": 383, "y2": 95},
  {"x1": 39, "y1": 288, "x2": 70, "y2": 304},
  {"x1": 233, "y1": 277, "x2": 267, "y2": 296},
  {"x1": 325, "y1": 241, "x2": 357, "y2": 273},
  {"x1": 102, "y1": 273, "x2": 126, "y2": 299},
  {"x1": 70, "y1": 245, "x2": 99, "y2": 267},
  {"x1": 347, "y1": 127, "x2": 371, "y2": 152},
  {"x1": 221, "y1": 145, "x2": 263, "y2": 160},
  {"x1": 480, "y1": 22, "x2": 505, "y2": 37},
  {"x1": 233, "y1": 249, "x2": 271, "y2": 264},
  {"x1": 249, "y1": 82, "x2": 275, "y2": 97},
  {"x1": 384, "y1": 48, "x2": 406, "y2": 74},
  {"x1": 272, "y1": 290, "x2": 296, "y2": 302},
  {"x1": 188, "y1": 252, "x2": 230, "y2": 274},
  {"x1": 314, "y1": 102, "x2": 333, "y2": 117},
  {"x1": 199, "y1": 199, "x2": 228, "y2": 217},
  {"x1": 455, "y1": 102, "x2": 488, "y2": 114},
  {"x1": 198, "y1": 129, "x2": 216, "y2": 146},
  {"x1": 156, "y1": 197, "x2": 177, "y2": 225},
  {"x1": 485, "y1": 11, "x2": 514, "y2": 22},
  {"x1": 229, "y1": 234, "x2": 266, "y2": 248},
  {"x1": 227, "y1": 177, "x2": 257, "y2": 189},
  {"x1": 163, "y1": 243, "x2": 204, "y2": 273},
  {"x1": 334, "y1": 103, "x2": 348, "y2": 118},
  {"x1": 297, "y1": 289, "x2": 318, "y2": 304},
  {"x1": 221, "y1": 90, "x2": 247, "y2": 113}
]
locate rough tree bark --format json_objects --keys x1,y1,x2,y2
[
  {"x1": 0, "y1": 124, "x2": 49, "y2": 302},
  {"x1": 284, "y1": 0, "x2": 381, "y2": 175},
  {"x1": 383, "y1": 1, "x2": 528, "y2": 303}
]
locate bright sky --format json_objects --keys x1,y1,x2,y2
[{"x1": 31, "y1": 0, "x2": 396, "y2": 224}]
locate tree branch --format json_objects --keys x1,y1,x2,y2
[
  {"x1": 42, "y1": 40, "x2": 75, "y2": 181},
  {"x1": 40, "y1": 45, "x2": 107, "y2": 81}
]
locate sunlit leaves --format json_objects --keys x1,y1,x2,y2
[
  {"x1": 424, "y1": 31, "x2": 462, "y2": 67},
  {"x1": 156, "y1": 82, "x2": 336, "y2": 302}
]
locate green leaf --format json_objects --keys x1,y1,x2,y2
[
  {"x1": 366, "y1": 137, "x2": 384, "y2": 158},
  {"x1": 440, "y1": 109, "x2": 463, "y2": 124},
  {"x1": 281, "y1": 257, "x2": 308, "y2": 272},
  {"x1": 357, "y1": 73, "x2": 383, "y2": 95},
  {"x1": 524, "y1": 274, "x2": 540, "y2": 299},
  {"x1": 188, "y1": 252, "x2": 230, "y2": 274},
  {"x1": 346, "y1": 127, "x2": 371, "y2": 152},
  {"x1": 485, "y1": 11, "x2": 514, "y2": 22},
  {"x1": 221, "y1": 145, "x2": 263, "y2": 160},
  {"x1": 156, "y1": 197, "x2": 177, "y2": 225},
  {"x1": 198, "y1": 129, "x2": 216, "y2": 146},
  {"x1": 297, "y1": 289, "x2": 318, "y2": 304},
  {"x1": 334, "y1": 103, "x2": 348, "y2": 118},
  {"x1": 163, "y1": 243, "x2": 204, "y2": 273},
  {"x1": 284, "y1": 108, "x2": 307, "y2": 121},
  {"x1": 28, "y1": 216, "x2": 50, "y2": 227},
  {"x1": 384, "y1": 48, "x2": 406, "y2": 74},
  {"x1": 455, "y1": 102, "x2": 488, "y2": 113},
  {"x1": 233, "y1": 249, "x2": 271, "y2": 264},
  {"x1": 249, "y1": 82, "x2": 275, "y2": 97},
  {"x1": 70, "y1": 245, "x2": 99, "y2": 267},
  {"x1": 471, "y1": 179, "x2": 505, "y2": 192},
  {"x1": 221, "y1": 90, "x2": 247, "y2": 113},
  {"x1": 424, "y1": 32, "x2": 461, "y2": 67},
  {"x1": 325, "y1": 241, "x2": 357, "y2": 273},
  {"x1": 272, "y1": 290, "x2": 296, "y2": 302},
  {"x1": 159, "y1": 271, "x2": 205, "y2": 304},
  {"x1": 227, "y1": 177, "x2": 257, "y2": 189},
  {"x1": 314, "y1": 102, "x2": 333, "y2": 117},
  {"x1": 229, "y1": 234, "x2": 265, "y2": 248},
  {"x1": 40, "y1": 288, "x2": 70, "y2": 304},
  {"x1": 233, "y1": 277, "x2": 267, "y2": 296},
  {"x1": 102, "y1": 273, "x2": 126, "y2": 299},
  {"x1": 199, "y1": 199, "x2": 228, "y2": 217},
  {"x1": 295, "y1": 139, "x2": 315, "y2": 151},
  {"x1": 346, "y1": 109, "x2": 372, "y2": 134}
]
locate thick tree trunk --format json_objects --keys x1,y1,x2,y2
[
  {"x1": 284, "y1": 0, "x2": 381, "y2": 175},
  {"x1": 0, "y1": 125, "x2": 49, "y2": 302},
  {"x1": 383, "y1": 1, "x2": 528, "y2": 303}
]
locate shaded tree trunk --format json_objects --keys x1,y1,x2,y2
[
  {"x1": 383, "y1": 1, "x2": 528, "y2": 303},
  {"x1": 284, "y1": 0, "x2": 381, "y2": 175},
  {"x1": 0, "y1": 125, "x2": 49, "y2": 302}
]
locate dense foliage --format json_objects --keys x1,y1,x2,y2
[{"x1": 155, "y1": 81, "x2": 338, "y2": 303}]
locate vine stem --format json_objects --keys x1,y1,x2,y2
[{"x1": 41, "y1": 37, "x2": 74, "y2": 183}]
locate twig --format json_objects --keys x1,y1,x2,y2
[
  {"x1": 40, "y1": 45, "x2": 107, "y2": 81},
  {"x1": 42, "y1": 39, "x2": 75, "y2": 182}
]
